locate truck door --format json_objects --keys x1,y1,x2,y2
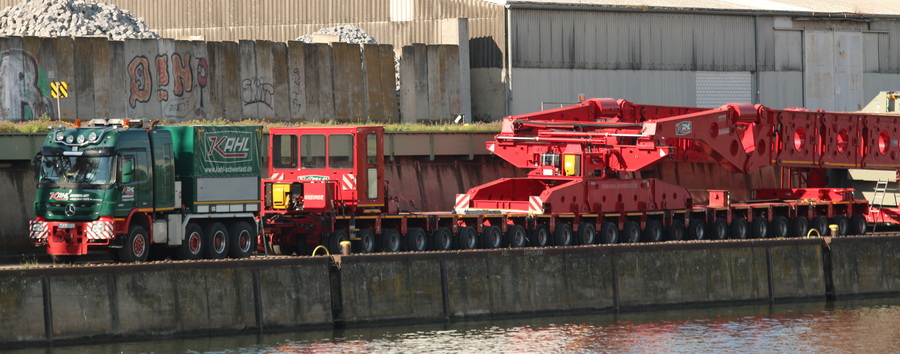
[
  {"x1": 118, "y1": 149, "x2": 152, "y2": 215},
  {"x1": 359, "y1": 128, "x2": 384, "y2": 209}
]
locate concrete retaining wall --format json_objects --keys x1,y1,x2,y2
[
  {"x1": 2, "y1": 237, "x2": 897, "y2": 348},
  {"x1": 0, "y1": 36, "x2": 462, "y2": 123}
]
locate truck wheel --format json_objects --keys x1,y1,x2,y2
[
  {"x1": 687, "y1": 219, "x2": 706, "y2": 240},
  {"x1": 118, "y1": 225, "x2": 149, "y2": 262},
  {"x1": 355, "y1": 229, "x2": 376, "y2": 253},
  {"x1": 456, "y1": 226, "x2": 478, "y2": 249},
  {"x1": 431, "y1": 227, "x2": 453, "y2": 251},
  {"x1": 599, "y1": 222, "x2": 618, "y2": 244},
  {"x1": 380, "y1": 228, "x2": 401, "y2": 252},
  {"x1": 622, "y1": 221, "x2": 641, "y2": 243},
  {"x1": 708, "y1": 218, "x2": 728, "y2": 240},
  {"x1": 227, "y1": 221, "x2": 256, "y2": 258},
  {"x1": 769, "y1": 216, "x2": 789, "y2": 238},
  {"x1": 575, "y1": 223, "x2": 596, "y2": 245},
  {"x1": 750, "y1": 218, "x2": 768, "y2": 239},
  {"x1": 830, "y1": 215, "x2": 849, "y2": 235},
  {"x1": 203, "y1": 222, "x2": 228, "y2": 259},
  {"x1": 789, "y1": 217, "x2": 809, "y2": 238},
  {"x1": 406, "y1": 228, "x2": 427, "y2": 252},
  {"x1": 553, "y1": 223, "x2": 573, "y2": 246},
  {"x1": 730, "y1": 218, "x2": 748, "y2": 239},
  {"x1": 528, "y1": 224, "x2": 549, "y2": 247},
  {"x1": 481, "y1": 226, "x2": 502, "y2": 249},
  {"x1": 849, "y1": 214, "x2": 868, "y2": 235},
  {"x1": 175, "y1": 223, "x2": 204, "y2": 260},
  {"x1": 665, "y1": 219, "x2": 684, "y2": 241},
  {"x1": 643, "y1": 220, "x2": 663, "y2": 242},
  {"x1": 506, "y1": 225, "x2": 527, "y2": 248},
  {"x1": 810, "y1": 215, "x2": 828, "y2": 236},
  {"x1": 328, "y1": 230, "x2": 349, "y2": 254}
]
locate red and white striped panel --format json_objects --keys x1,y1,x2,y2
[
  {"x1": 29, "y1": 220, "x2": 49, "y2": 240},
  {"x1": 86, "y1": 221, "x2": 114, "y2": 240},
  {"x1": 529, "y1": 196, "x2": 543, "y2": 214},
  {"x1": 342, "y1": 174, "x2": 357, "y2": 191},
  {"x1": 269, "y1": 172, "x2": 284, "y2": 181},
  {"x1": 455, "y1": 194, "x2": 470, "y2": 211}
]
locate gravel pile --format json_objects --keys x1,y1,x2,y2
[
  {"x1": 0, "y1": 0, "x2": 158, "y2": 40},
  {"x1": 296, "y1": 24, "x2": 377, "y2": 44}
]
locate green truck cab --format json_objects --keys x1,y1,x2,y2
[{"x1": 30, "y1": 119, "x2": 261, "y2": 263}]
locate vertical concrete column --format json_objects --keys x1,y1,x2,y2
[
  {"x1": 287, "y1": 41, "x2": 308, "y2": 121},
  {"x1": 379, "y1": 45, "x2": 400, "y2": 122},
  {"x1": 271, "y1": 42, "x2": 290, "y2": 119},
  {"x1": 107, "y1": 40, "x2": 125, "y2": 118},
  {"x1": 441, "y1": 18, "x2": 472, "y2": 123},
  {"x1": 91, "y1": 37, "x2": 110, "y2": 119},
  {"x1": 238, "y1": 40, "x2": 258, "y2": 120}
]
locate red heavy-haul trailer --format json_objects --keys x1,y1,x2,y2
[{"x1": 260, "y1": 99, "x2": 900, "y2": 255}]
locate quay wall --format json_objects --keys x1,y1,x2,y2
[{"x1": 1, "y1": 236, "x2": 897, "y2": 347}]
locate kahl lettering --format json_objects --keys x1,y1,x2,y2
[{"x1": 207, "y1": 135, "x2": 250, "y2": 159}]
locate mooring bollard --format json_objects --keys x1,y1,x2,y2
[
  {"x1": 829, "y1": 224, "x2": 839, "y2": 237},
  {"x1": 340, "y1": 241, "x2": 351, "y2": 256}
]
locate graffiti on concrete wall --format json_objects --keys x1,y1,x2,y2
[
  {"x1": 241, "y1": 77, "x2": 274, "y2": 109},
  {"x1": 0, "y1": 49, "x2": 53, "y2": 121},
  {"x1": 290, "y1": 68, "x2": 303, "y2": 110},
  {"x1": 127, "y1": 52, "x2": 208, "y2": 119}
]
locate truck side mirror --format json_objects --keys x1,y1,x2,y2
[{"x1": 122, "y1": 160, "x2": 133, "y2": 184}]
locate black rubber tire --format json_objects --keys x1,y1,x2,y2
[
  {"x1": 506, "y1": 225, "x2": 527, "y2": 248},
  {"x1": 271, "y1": 244, "x2": 297, "y2": 256},
  {"x1": 789, "y1": 217, "x2": 809, "y2": 238},
  {"x1": 730, "y1": 218, "x2": 748, "y2": 239},
  {"x1": 52, "y1": 255, "x2": 78, "y2": 264},
  {"x1": 481, "y1": 225, "x2": 503, "y2": 249},
  {"x1": 599, "y1": 222, "x2": 618, "y2": 244},
  {"x1": 529, "y1": 224, "x2": 550, "y2": 247},
  {"x1": 405, "y1": 227, "x2": 427, "y2": 252},
  {"x1": 575, "y1": 223, "x2": 596, "y2": 245},
  {"x1": 830, "y1": 215, "x2": 849, "y2": 236},
  {"x1": 622, "y1": 221, "x2": 641, "y2": 243},
  {"x1": 553, "y1": 223, "x2": 573, "y2": 246},
  {"x1": 708, "y1": 218, "x2": 728, "y2": 240},
  {"x1": 643, "y1": 220, "x2": 663, "y2": 243},
  {"x1": 118, "y1": 225, "x2": 150, "y2": 262},
  {"x1": 849, "y1": 214, "x2": 868, "y2": 235},
  {"x1": 227, "y1": 221, "x2": 256, "y2": 258},
  {"x1": 431, "y1": 227, "x2": 453, "y2": 251},
  {"x1": 175, "y1": 223, "x2": 204, "y2": 260},
  {"x1": 329, "y1": 230, "x2": 350, "y2": 254},
  {"x1": 355, "y1": 228, "x2": 376, "y2": 253},
  {"x1": 380, "y1": 228, "x2": 401, "y2": 253},
  {"x1": 769, "y1": 216, "x2": 789, "y2": 238},
  {"x1": 687, "y1": 219, "x2": 706, "y2": 240},
  {"x1": 456, "y1": 226, "x2": 478, "y2": 249},
  {"x1": 750, "y1": 217, "x2": 768, "y2": 239},
  {"x1": 203, "y1": 222, "x2": 228, "y2": 259},
  {"x1": 666, "y1": 219, "x2": 685, "y2": 241},
  {"x1": 811, "y1": 215, "x2": 829, "y2": 237}
]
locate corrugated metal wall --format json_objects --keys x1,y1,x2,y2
[
  {"x1": 0, "y1": 0, "x2": 506, "y2": 68},
  {"x1": 509, "y1": 11, "x2": 756, "y2": 71}
]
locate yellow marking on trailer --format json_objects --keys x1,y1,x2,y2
[
  {"x1": 776, "y1": 160, "x2": 817, "y2": 165},
  {"x1": 358, "y1": 203, "x2": 385, "y2": 207},
  {"x1": 822, "y1": 162, "x2": 857, "y2": 167},
  {"x1": 155, "y1": 207, "x2": 175, "y2": 212},
  {"x1": 864, "y1": 163, "x2": 900, "y2": 168}
]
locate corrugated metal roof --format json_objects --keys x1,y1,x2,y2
[{"x1": 484, "y1": 0, "x2": 900, "y2": 15}]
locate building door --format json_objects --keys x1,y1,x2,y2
[{"x1": 804, "y1": 31, "x2": 864, "y2": 111}]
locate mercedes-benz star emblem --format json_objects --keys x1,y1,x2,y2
[{"x1": 65, "y1": 204, "x2": 76, "y2": 216}]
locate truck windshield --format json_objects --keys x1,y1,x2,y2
[{"x1": 38, "y1": 156, "x2": 115, "y2": 185}]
